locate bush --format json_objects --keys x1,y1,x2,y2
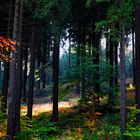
[
  {"x1": 32, "y1": 113, "x2": 59, "y2": 139},
  {"x1": 0, "y1": 97, "x2": 7, "y2": 138},
  {"x1": 125, "y1": 105, "x2": 140, "y2": 140},
  {"x1": 83, "y1": 114, "x2": 121, "y2": 140}
]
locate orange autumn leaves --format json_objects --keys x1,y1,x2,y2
[{"x1": 0, "y1": 36, "x2": 16, "y2": 62}]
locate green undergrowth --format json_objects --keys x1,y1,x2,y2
[
  {"x1": 0, "y1": 104, "x2": 122, "y2": 140},
  {"x1": 0, "y1": 91, "x2": 136, "y2": 140},
  {"x1": 125, "y1": 105, "x2": 140, "y2": 140},
  {"x1": 29, "y1": 106, "x2": 121, "y2": 140}
]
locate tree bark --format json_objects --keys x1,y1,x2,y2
[
  {"x1": 81, "y1": 21, "x2": 86, "y2": 99},
  {"x1": 132, "y1": 25, "x2": 135, "y2": 85},
  {"x1": 76, "y1": 22, "x2": 82, "y2": 95},
  {"x1": 114, "y1": 42, "x2": 118, "y2": 88},
  {"x1": 68, "y1": 37, "x2": 71, "y2": 69},
  {"x1": 7, "y1": 0, "x2": 20, "y2": 138},
  {"x1": 41, "y1": 42, "x2": 47, "y2": 89},
  {"x1": 92, "y1": 32, "x2": 101, "y2": 93},
  {"x1": 105, "y1": 31, "x2": 109, "y2": 64},
  {"x1": 1, "y1": 62, "x2": 9, "y2": 113},
  {"x1": 22, "y1": 46, "x2": 28, "y2": 102},
  {"x1": 46, "y1": 42, "x2": 51, "y2": 85},
  {"x1": 14, "y1": 0, "x2": 23, "y2": 132},
  {"x1": 52, "y1": 37, "x2": 60, "y2": 122},
  {"x1": 135, "y1": 1, "x2": 140, "y2": 123},
  {"x1": 106, "y1": 37, "x2": 115, "y2": 110},
  {"x1": 36, "y1": 41, "x2": 41, "y2": 90},
  {"x1": 120, "y1": 24, "x2": 126, "y2": 140},
  {"x1": 1, "y1": 0, "x2": 12, "y2": 113},
  {"x1": 27, "y1": 20, "x2": 36, "y2": 119},
  {"x1": 92, "y1": 4, "x2": 101, "y2": 94}
]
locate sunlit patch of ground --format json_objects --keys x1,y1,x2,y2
[
  {"x1": 21, "y1": 101, "x2": 78, "y2": 116},
  {"x1": 21, "y1": 90, "x2": 135, "y2": 116}
]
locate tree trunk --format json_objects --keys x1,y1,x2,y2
[
  {"x1": 27, "y1": 18, "x2": 36, "y2": 119},
  {"x1": 7, "y1": 0, "x2": 20, "y2": 138},
  {"x1": 109, "y1": 37, "x2": 114, "y2": 87},
  {"x1": 1, "y1": 62, "x2": 9, "y2": 113},
  {"x1": 52, "y1": 37, "x2": 60, "y2": 122},
  {"x1": 92, "y1": 5, "x2": 101, "y2": 94},
  {"x1": 106, "y1": 37, "x2": 115, "y2": 110},
  {"x1": 81, "y1": 21, "x2": 86, "y2": 99},
  {"x1": 46, "y1": 42, "x2": 50, "y2": 85},
  {"x1": 14, "y1": 0, "x2": 23, "y2": 132},
  {"x1": 68, "y1": 37, "x2": 71, "y2": 69},
  {"x1": 105, "y1": 31, "x2": 109, "y2": 64},
  {"x1": 120, "y1": 24, "x2": 126, "y2": 140},
  {"x1": 135, "y1": 1, "x2": 140, "y2": 123},
  {"x1": 76, "y1": 22, "x2": 81, "y2": 95},
  {"x1": 132, "y1": 23, "x2": 135, "y2": 85},
  {"x1": 1, "y1": 0, "x2": 12, "y2": 113},
  {"x1": 36, "y1": 42, "x2": 41, "y2": 90},
  {"x1": 41, "y1": 42, "x2": 47, "y2": 89},
  {"x1": 114, "y1": 42, "x2": 118, "y2": 88},
  {"x1": 92, "y1": 32, "x2": 101, "y2": 93},
  {"x1": 22, "y1": 46, "x2": 28, "y2": 102}
]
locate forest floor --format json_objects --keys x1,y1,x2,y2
[
  {"x1": 21, "y1": 96, "x2": 79, "y2": 116},
  {"x1": 20, "y1": 89, "x2": 134, "y2": 140},
  {"x1": 0, "y1": 89, "x2": 135, "y2": 140},
  {"x1": 29, "y1": 102, "x2": 121, "y2": 140}
]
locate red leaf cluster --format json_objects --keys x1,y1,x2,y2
[{"x1": 0, "y1": 36, "x2": 16, "y2": 62}]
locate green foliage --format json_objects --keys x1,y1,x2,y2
[
  {"x1": 96, "y1": 0, "x2": 110, "y2": 2},
  {"x1": 15, "y1": 116, "x2": 32, "y2": 140},
  {"x1": 96, "y1": 0, "x2": 134, "y2": 40},
  {"x1": 79, "y1": 92, "x2": 100, "y2": 113},
  {"x1": 24, "y1": 0, "x2": 32, "y2": 12},
  {"x1": 0, "y1": 98, "x2": 6, "y2": 123},
  {"x1": 0, "y1": 97, "x2": 7, "y2": 136},
  {"x1": 86, "y1": 0, "x2": 110, "y2": 7},
  {"x1": 32, "y1": 113, "x2": 59, "y2": 139},
  {"x1": 63, "y1": 47, "x2": 119, "y2": 110},
  {"x1": 125, "y1": 105, "x2": 140, "y2": 139},
  {"x1": 16, "y1": 113, "x2": 58, "y2": 140},
  {"x1": 35, "y1": 0, "x2": 70, "y2": 20},
  {"x1": 20, "y1": 116, "x2": 32, "y2": 132},
  {"x1": 59, "y1": 83, "x2": 73, "y2": 100},
  {"x1": 83, "y1": 114, "x2": 121, "y2": 140}
]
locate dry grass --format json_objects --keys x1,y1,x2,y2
[{"x1": 21, "y1": 101, "x2": 78, "y2": 116}]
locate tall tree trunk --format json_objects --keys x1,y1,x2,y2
[
  {"x1": 81, "y1": 21, "x2": 86, "y2": 99},
  {"x1": 15, "y1": 0, "x2": 23, "y2": 133},
  {"x1": 52, "y1": 37, "x2": 60, "y2": 122},
  {"x1": 7, "y1": 0, "x2": 20, "y2": 138},
  {"x1": 132, "y1": 22, "x2": 135, "y2": 85},
  {"x1": 76, "y1": 22, "x2": 81, "y2": 95},
  {"x1": 114, "y1": 42, "x2": 118, "y2": 88},
  {"x1": 92, "y1": 32, "x2": 101, "y2": 93},
  {"x1": 1, "y1": 0, "x2": 12, "y2": 113},
  {"x1": 135, "y1": 1, "x2": 140, "y2": 123},
  {"x1": 92, "y1": 4, "x2": 101, "y2": 94},
  {"x1": 68, "y1": 37, "x2": 71, "y2": 69},
  {"x1": 106, "y1": 37, "x2": 115, "y2": 110},
  {"x1": 109, "y1": 37, "x2": 114, "y2": 86},
  {"x1": 105, "y1": 30, "x2": 109, "y2": 64},
  {"x1": 41, "y1": 42, "x2": 47, "y2": 89},
  {"x1": 22, "y1": 46, "x2": 28, "y2": 102},
  {"x1": 36, "y1": 42, "x2": 41, "y2": 90},
  {"x1": 27, "y1": 11, "x2": 36, "y2": 119},
  {"x1": 1, "y1": 62, "x2": 9, "y2": 113},
  {"x1": 46, "y1": 43, "x2": 50, "y2": 85},
  {"x1": 120, "y1": 24, "x2": 126, "y2": 140}
]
